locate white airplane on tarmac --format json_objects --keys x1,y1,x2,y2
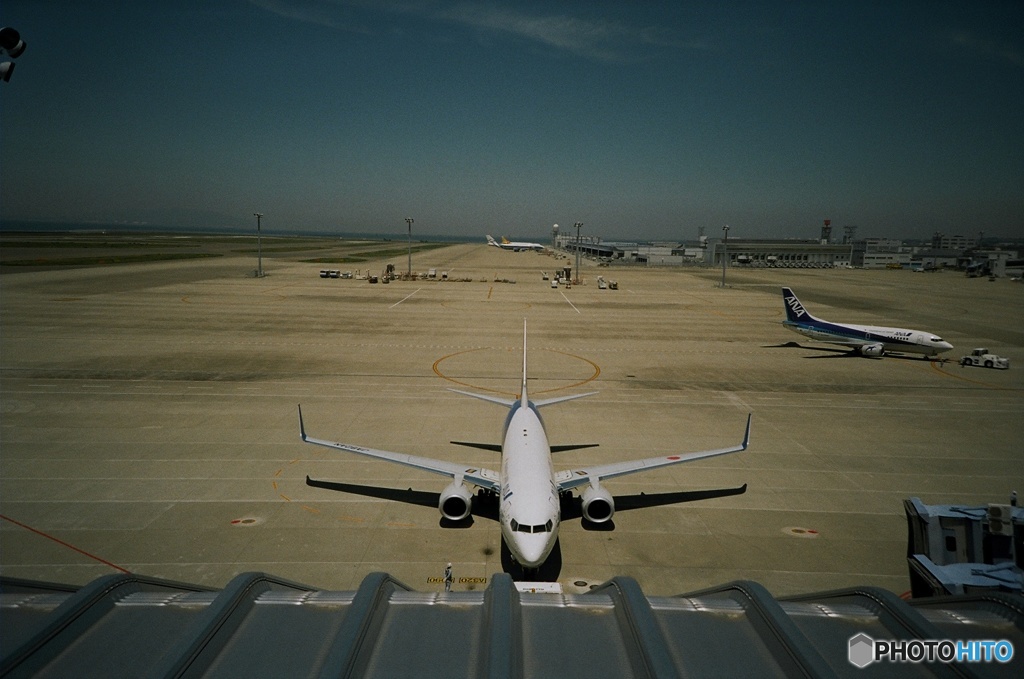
[
  {"x1": 300, "y1": 321, "x2": 751, "y2": 574},
  {"x1": 781, "y1": 287, "x2": 953, "y2": 357},
  {"x1": 486, "y1": 234, "x2": 546, "y2": 251}
]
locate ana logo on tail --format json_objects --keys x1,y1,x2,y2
[{"x1": 785, "y1": 294, "x2": 808, "y2": 319}]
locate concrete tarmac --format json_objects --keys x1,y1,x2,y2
[{"x1": 1, "y1": 236, "x2": 1022, "y2": 596}]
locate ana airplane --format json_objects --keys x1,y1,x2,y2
[
  {"x1": 300, "y1": 321, "x2": 751, "y2": 573},
  {"x1": 781, "y1": 287, "x2": 953, "y2": 358},
  {"x1": 486, "y1": 234, "x2": 546, "y2": 251}
]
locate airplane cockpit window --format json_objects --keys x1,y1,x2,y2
[{"x1": 511, "y1": 519, "x2": 553, "y2": 533}]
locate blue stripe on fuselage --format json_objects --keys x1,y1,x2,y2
[{"x1": 783, "y1": 319, "x2": 919, "y2": 348}]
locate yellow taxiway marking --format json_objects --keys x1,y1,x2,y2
[{"x1": 433, "y1": 347, "x2": 601, "y2": 396}]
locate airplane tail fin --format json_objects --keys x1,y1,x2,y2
[
  {"x1": 448, "y1": 320, "x2": 597, "y2": 409},
  {"x1": 782, "y1": 287, "x2": 819, "y2": 323},
  {"x1": 486, "y1": 235, "x2": 498, "y2": 246},
  {"x1": 520, "y1": 319, "x2": 529, "y2": 406},
  {"x1": 520, "y1": 319, "x2": 597, "y2": 407}
]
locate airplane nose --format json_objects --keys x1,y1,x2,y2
[{"x1": 516, "y1": 535, "x2": 552, "y2": 568}]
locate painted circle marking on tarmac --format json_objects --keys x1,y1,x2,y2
[
  {"x1": 289, "y1": 348, "x2": 601, "y2": 526},
  {"x1": 433, "y1": 347, "x2": 600, "y2": 396}
]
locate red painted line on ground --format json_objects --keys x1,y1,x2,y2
[{"x1": 0, "y1": 513, "x2": 130, "y2": 574}]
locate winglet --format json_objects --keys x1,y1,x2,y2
[
  {"x1": 741, "y1": 413, "x2": 752, "y2": 450},
  {"x1": 298, "y1": 404, "x2": 307, "y2": 442}
]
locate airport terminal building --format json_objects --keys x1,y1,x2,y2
[
  {"x1": 703, "y1": 238, "x2": 853, "y2": 268},
  {"x1": 557, "y1": 231, "x2": 1019, "y2": 274},
  {"x1": 555, "y1": 235, "x2": 853, "y2": 268}
]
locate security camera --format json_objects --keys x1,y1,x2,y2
[{"x1": 0, "y1": 27, "x2": 26, "y2": 58}]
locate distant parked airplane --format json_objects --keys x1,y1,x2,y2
[
  {"x1": 301, "y1": 321, "x2": 750, "y2": 574},
  {"x1": 781, "y1": 287, "x2": 953, "y2": 357},
  {"x1": 486, "y1": 234, "x2": 545, "y2": 251}
]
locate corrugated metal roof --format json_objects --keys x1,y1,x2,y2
[{"x1": 2, "y1": 572, "x2": 1022, "y2": 678}]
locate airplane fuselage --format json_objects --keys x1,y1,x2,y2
[
  {"x1": 782, "y1": 319, "x2": 952, "y2": 356},
  {"x1": 499, "y1": 402, "x2": 559, "y2": 568},
  {"x1": 781, "y1": 287, "x2": 953, "y2": 357},
  {"x1": 486, "y1": 235, "x2": 545, "y2": 252}
]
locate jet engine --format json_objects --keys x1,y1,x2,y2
[
  {"x1": 439, "y1": 481, "x2": 473, "y2": 521},
  {"x1": 859, "y1": 343, "x2": 884, "y2": 357},
  {"x1": 581, "y1": 484, "x2": 614, "y2": 523}
]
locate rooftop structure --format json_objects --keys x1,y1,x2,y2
[
  {"x1": 3, "y1": 571, "x2": 1022, "y2": 678},
  {"x1": 905, "y1": 497, "x2": 1024, "y2": 598}
]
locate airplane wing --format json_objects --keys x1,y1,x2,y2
[
  {"x1": 561, "y1": 484, "x2": 748, "y2": 520},
  {"x1": 554, "y1": 414, "x2": 751, "y2": 492},
  {"x1": 303, "y1": 477, "x2": 501, "y2": 522},
  {"x1": 298, "y1": 406, "x2": 501, "y2": 492}
]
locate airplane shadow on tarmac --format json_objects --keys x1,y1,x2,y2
[{"x1": 764, "y1": 341, "x2": 941, "y2": 362}]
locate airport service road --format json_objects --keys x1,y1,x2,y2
[{"x1": 1, "y1": 241, "x2": 1022, "y2": 596}]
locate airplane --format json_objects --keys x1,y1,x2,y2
[
  {"x1": 781, "y1": 287, "x2": 953, "y2": 358},
  {"x1": 300, "y1": 321, "x2": 751, "y2": 574},
  {"x1": 486, "y1": 234, "x2": 546, "y2": 251}
]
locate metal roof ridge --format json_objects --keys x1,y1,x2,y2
[
  {"x1": 681, "y1": 580, "x2": 835, "y2": 679},
  {"x1": 145, "y1": 571, "x2": 315, "y2": 679},
  {"x1": 1, "y1": 571, "x2": 213, "y2": 677}
]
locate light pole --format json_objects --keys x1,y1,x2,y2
[
  {"x1": 253, "y1": 212, "x2": 264, "y2": 277},
  {"x1": 574, "y1": 222, "x2": 583, "y2": 283},
  {"x1": 405, "y1": 217, "x2": 414, "y2": 277},
  {"x1": 721, "y1": 224, "x2": 729, "y2": 288}
]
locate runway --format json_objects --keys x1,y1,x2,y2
[{"x1": 1, "y1": 235, "x2": 1021, "y2": 596}]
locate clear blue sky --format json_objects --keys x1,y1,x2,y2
[{"x1": 1, "y1": 1, "x2": 1021, "y2": 240}]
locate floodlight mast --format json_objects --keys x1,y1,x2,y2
[
  {"x1": 254, "y1": 213, "x2": 264, "y2": 277},
  {"x1": 574, "y1": 222, "x2": 583, "y2": 284},
  {"x1": 405, "y1": 217, "x2": 414, "y2": 276},
  {"x1": 721, "y1": 224, "x2": 729, "y2": 288}
]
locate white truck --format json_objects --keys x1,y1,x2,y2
[{"x1": 959, "y1": 348, "x2": 1010, "y2": 370}]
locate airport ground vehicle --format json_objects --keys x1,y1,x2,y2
[{"x1": 959, "y1": 348, "x2": 1010, "y2": 369}]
